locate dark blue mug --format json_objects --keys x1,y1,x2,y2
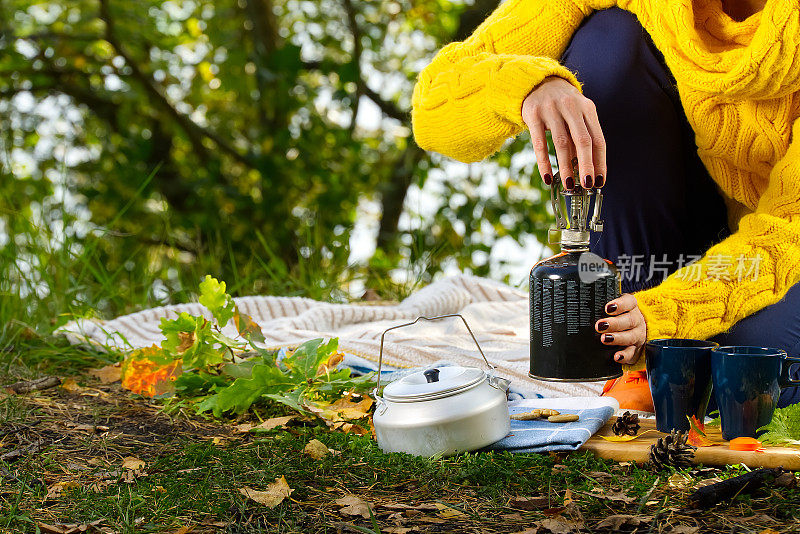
[
  {"x1": 646, "y1": 338, "x2": 718, "y2": 433},
  {"x1": 711, "y1": 346, "x2": 800, "y2": 441}
]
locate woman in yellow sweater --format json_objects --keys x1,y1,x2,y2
[{"x1": 411, "y1": 0, "x2": 800, "y2": 409}]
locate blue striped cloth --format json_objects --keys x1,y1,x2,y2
[{"x1": 487, "y1": 397, "x2": 618, "y2": 453}]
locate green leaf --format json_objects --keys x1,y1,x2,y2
[
  {"x1": 198, "y1": 361, "x2": 297, "y2": 416},
  {"x1": 160, "y1": 313, "x2": 225, "y2": 369},
  {"x1": 234, "y1": 311, "x2": 266, "y2": 343},
  {"x1": 174, "y1": 372, "x2": 231, "y2": 395},
  {"x1": 285, "y1": 338, "x2": 338, "y2": 379},
  {"x1": 758, "y1": 403, "x2": 800, "y2": 447},
  {"x1": 198, "y1": 275, "x2": 236, "y2": 327}
]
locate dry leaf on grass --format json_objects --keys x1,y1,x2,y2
[
  {"x1": 533, "y1": 517, "x2": 582, "y2": 534},
  {"x1": 334, "y1": 494, "x2": 374, "y2": 518},
  {"x1": 121, "y1": 457, "x2": 145, "y2": 470},
  {"x1": 60, "y1": 378, "x2": 85, "y2": 394},
  {"x1": 303, "y1": 439, "x2": 330, "y2": 460},
  {"x1": 667, "y1": 526, "x2": 700, "y2": 534},
  {"x1": 236, "y1": 416, "x2": 295, "y2": 433},
  {"x1": 37, "y1": 520, "x2": 106, "y2": 534},
  {"x1": 595, "y1": 515, "x2": 651, "y2": 530},
  {"x1": 435, "y1": 502, "x2": 467, "y2": 519},
  {"x1": 668, "y1": 472, "x2": 694, "y2": 489},
  {"x1": 45, "y1": 480, "x2": 81, "y2": 500},
  {"x1": 239, "y1": 476, "x2": 294, "y2": 508},
  {"x1": 577, "y1": 489, "x2": 636, "y2": 504},
  {"x1": 509, "y1": 495, "x2": 551, "y2": 510},
  {"x1": 88, "y1": 363, "x2": 122, "y2": 384}
]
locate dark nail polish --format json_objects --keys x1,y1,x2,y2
[
  {"x1": 565, "y1": 176, "x2": 575, "y2": 190},
  {"x1": 615, "y1": 354, "x2": 623, "y2": 362},
  {"x1": 595, "y1": 175, "x2": 605, "y2": 187},
  {"x1": 543, "y1": 173, "x2": 552, "y2": 185},
  {"x1": 597, "y1": 321, "x2": 609, "y2": 332},
  {"x1": 606, "y1": 303, "x2": 617, "y2": 313},
  {"x1": 603, "y1": 334, "x2": 615, "y2": 343},
  {"x1": 584, "y1": 175, "x2": 593, "y2": 188}
]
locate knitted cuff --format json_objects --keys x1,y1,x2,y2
[
  {"x1": 635, "y1": 287, "x2": 679, "y2": 342},
  {"x1": 486, "y1": 56, "x2": 582, "y2": 128}
]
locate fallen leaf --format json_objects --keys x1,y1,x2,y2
[
  {"x1": 595, "y1": 515, "x2": 650, "y2": 530},
  {"x1": 668, "y1": 472, "x2": 694, "y2": 489},
  {"x1": 435, "y1": 502, "x2": 467, "y2": 519},
  {"x1": 45, "y1": 481, "x2": 81, "y2": 500},
  {"x1": 600, "y1": 429, "x2": 661, "y2": 442},
  {"x1": 88, "y1": 363, "x2": 122, "y2": 384},
  {"x1": 758, "y1": 530, "x2": 780, "y2": 534},
  {"x1": 236, "y1": 416, "x2": 295, "y2": 433},
  {"x1": 60, "y1": 378, "x2": 84, "y2": 394},
  {"x1": 383, "y1": 528, "x2": 411, "y2": 534},
  {"x1": 121, "y1": 457, "x2": 145, "y2": 470},
  {"x1": 501, "y1": 512, "x2": 525, "y2": 521},
  {"x1": 563, "y1": 488, "x2": 573, "y2": 506},
  {"x1": 36, "y1": 524, "x2": 66, "y2": 534},
  {"x1": 172, "y1": 526, "x2": 194, "y2": 534},
  {"x1": 687, "y1": 416, "x2": 717, "y2": 447},
  {"x1": 578, "y1": 489, "x2": 636, "y2": 504},
  {"x1": 509, "y1": 495, "x2": 551, "y2": 510},
  {"x1": 334, "y1": 494, "x2": 374, "y2": 518},
  {"x1": 533, "y1": 517, "x2": 582, "y2": 534},
  {"x1": 239, "y1": 476, "x2": 293, "y2": 508},
  {"x1": 306, "y1": 392, "x2": 373, "y2": 428},
  {"x1": 303, "y1": 439, "x2": 330, "y2": 460},
  {"x1": 668, "y1": 526, "x2": 700, "y2": 534}
]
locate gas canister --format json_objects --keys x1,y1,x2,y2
[{"x1": 530, "y1": 175, "x2": 623, "y2": 382}]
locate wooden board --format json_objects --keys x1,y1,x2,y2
[{"x1": 580, "y1": 417, "x2": 800, "y2": 470}]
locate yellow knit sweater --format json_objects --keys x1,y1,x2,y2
[{"x1": 411, "y1": 0, "x2": 800, "y2": 368}]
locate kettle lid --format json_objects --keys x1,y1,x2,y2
[{"x1": 382, "y1": 366, "x2": 486, "y2": 402}]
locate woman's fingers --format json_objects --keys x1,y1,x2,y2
[
  {"x1": 582, "y1": 101, "x2": 607, "y2": 187},
  {"x1": 546, "y1": 115, "x2": 577, "y2": 190},
  {"x1": 605, "y1": 294, "x2": 638, "y2": 315},
  {"x1": 559, "y1": 99, "x2": 595, "y2": 187},
  {"x1": 613, "y1": 345, "x2": 638, "y2": 365},
  {"x1": 528, "y1": 119, "x2": 553, "y2": 184},
  {"x1": 596, "y1": 312, "x2": 636, "y2": 333},
  {"x1": 601, "y1": 327, "x2": 642, "y2": 347}
]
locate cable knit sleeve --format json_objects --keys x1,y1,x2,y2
[
  {"x1": 630, "y1": 119, "x2": 800, "y2": 369},
  {"x1": 411, "y1": 0, "x2": 587, "y2": 163}
]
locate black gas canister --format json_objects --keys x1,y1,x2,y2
[{"x1": 529, "y1": 179, "x2": 623, "y2": 382}]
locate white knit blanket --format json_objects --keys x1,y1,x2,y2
[{"x1": 59, "y1": 275, "x2": 604, "y2": 398}]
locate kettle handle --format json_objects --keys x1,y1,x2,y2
[{"x1": 373, "y1": 313, "x2": 494, "y2": 399}]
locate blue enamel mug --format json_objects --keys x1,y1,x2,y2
[
  {"x1": 646, "y1": 338, "x2": 718, "y2": 433},
  {"x1": 711, "y1": 346, "x2": 800, "y2": 441}
]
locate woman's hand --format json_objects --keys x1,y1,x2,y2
[
  {"x1": 595, "y1": 294, "x2": 647, "y2": 365},
  {"x1": 521, "y1": 77, "x2": 607, "y2": 190}
]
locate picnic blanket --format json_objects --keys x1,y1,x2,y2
[
  {"x1": 59, "y1": 274, "x2": 605, "y2": 399},
  {"x1": 488, "y1": 397, "x2": 619, "y2": 453}
]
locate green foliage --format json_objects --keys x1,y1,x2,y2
[
  {"x1": 758, "y1": 404, "x2": 800, "y2": 447},
  {"x1": 198, "y1": 276, "x2": 236, "y2": 327},
  {"x1": 144, "y1": 275, "x2": 373, "y2": 417},
  {"x1": 1, "y1": 0, "x2": 552, "y2": 321}
]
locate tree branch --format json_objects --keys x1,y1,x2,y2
[{"x1": 98, "y1": 0, "x2": 257, "y2": 169}]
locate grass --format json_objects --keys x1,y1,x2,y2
[
  {"x1": 4, "y1": 383, "x2": 799, "y2": 534},
  {"x1": 2, "y1": 186, "x2": 800, "y2": 533}
]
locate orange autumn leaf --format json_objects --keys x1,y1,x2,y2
[
  {"x1": 687, "y1": 416, "x2": 717, "y2": 447},
  {"x1": 121, "y1": 346, "x2": 182, "y2": 397}
]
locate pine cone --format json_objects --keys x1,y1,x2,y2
[
  {"x1": 649, "y1": 430, "x2": 697, "y2": 470},
  {"x1": 612, "y1": 411, "x2": 640, "y2": 436}
]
